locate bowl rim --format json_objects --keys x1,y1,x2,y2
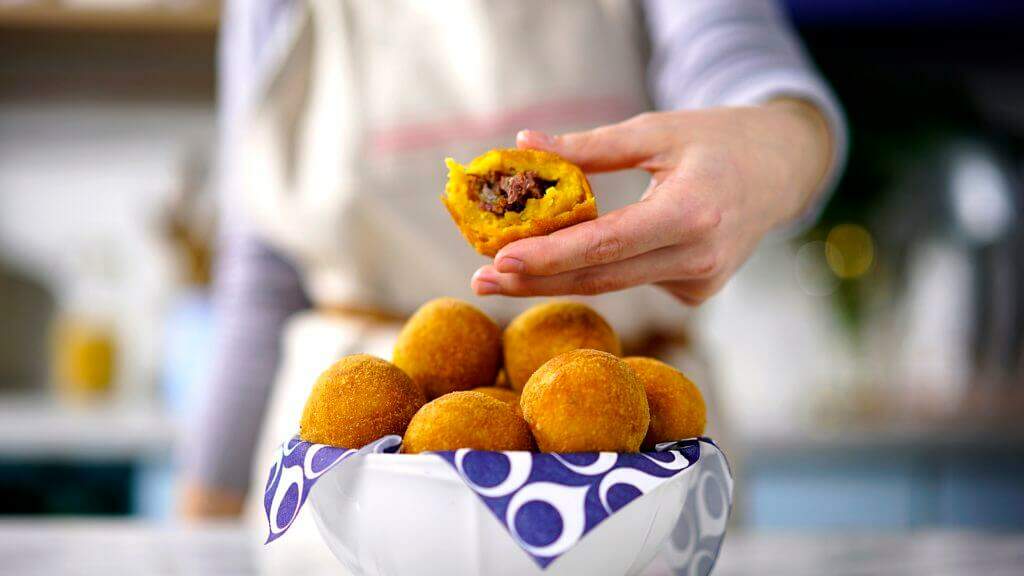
[
  {"x1": 360, "y1": 450, "x2": 535, "y2": 464},
  {"x1": 360, "y1": 448, "x2": 697, "y2": 462}
]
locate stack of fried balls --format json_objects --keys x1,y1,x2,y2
[{"x1": 300, "y1": 298, "x2": 706, "y2": 453}]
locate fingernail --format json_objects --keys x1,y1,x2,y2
[
  {"x1": 475, "y1": 280, "x2": 500, "y2": 295},
  {"x1": 472, "y1": 268, "x2": 502, "y2": 295},
  {"x1": 496, "y1": 256, "x2": 524, "y2": 273},
  {"x1": 518, "y1": 130, "x2": 554, "y2": 148}
]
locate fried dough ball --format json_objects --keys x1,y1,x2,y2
[
  {"x1": 393, "y1": 298, "x2": 502, "y2": 399},
  {"x1": 403, "y1": 391, "x2": 536, "y2": 453},
  {"x1": 472, "y1": 386, "x2": 522, "y2": 415},
  {"x1": 624, "y1": 357, "x2": 707, "y2": 450},
  {"x1": 504, "y1": 301, "x2": 621, "y2": 391},
  {"x1": 443, "y1": 149, "x2": 596, "y2": 257},
  {"x1": 300, "y1": 354, "x2": 426, "y2": 448},
  {"x1": 521, "y1": 349, "x2": 649, "y2": 453}
]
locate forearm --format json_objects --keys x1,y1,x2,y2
[
  {"x1": 183, "y1": 227, "x2": 309, "y2": 498},
  {"x1": 761, "y1": 97, "x2": 834, "y2": 226},
  {"x1": 178, "y1": 0, "x2": 308, "y2": 517},
  {"x1": 644, "y1": 0, "x2": 847, "y2": 228}
]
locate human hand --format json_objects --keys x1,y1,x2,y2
[{"x1": 470, "y1": 99, "x2": 832, "y2": 305}]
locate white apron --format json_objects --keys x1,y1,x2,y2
[{"x1": 240, "y1": 2, "x2": 717, "y2": 573}]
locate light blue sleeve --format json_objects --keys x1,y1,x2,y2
[{"x1": 643, "y1": 0, "x2": 848, "y2": 231}]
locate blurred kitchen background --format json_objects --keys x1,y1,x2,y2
[{"x1": 0, "y1": 0, "x2": 1022, "y2": 536}]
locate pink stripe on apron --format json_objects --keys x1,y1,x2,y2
[{"x1": 369, "y1": 96, "x2": 637, "y2": 155}]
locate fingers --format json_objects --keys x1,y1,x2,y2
[
  {"x1": 473, "y1": 243, "x2": 721, "y2": 298},
  {"x1": 494, "y1": 199, "x2": 674, "y2": 276},
  {"x1": 516, "y1": 113, "x2": 665, "y2": 173},
  {"x1": 493, "y1": 183, "x2": 721, "y2": 276}
]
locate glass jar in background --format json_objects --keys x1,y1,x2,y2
[
  {"x1": 52, "y1": 314, "x2": 116, "y2": 399},
  {"x1": 50, "y1": 239, "x2": 121, "y2": 402}
]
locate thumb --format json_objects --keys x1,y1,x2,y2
[{"x1": 516, "y1": 114, "x2": 663, "y2": 173}]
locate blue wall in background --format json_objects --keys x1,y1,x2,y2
[
  {"x1": 744, "y1": 447, "x2": 1024, "y2": 529},
  {"x1": 784, "y1": 0, "x2": 1024, "y2": 25}
]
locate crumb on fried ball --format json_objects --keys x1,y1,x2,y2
[
  {"x1": 473, "y1": 386, "x2": 522, "y2": 415},
  {"x1": 503, "y1": 301, "x2": 621, "y2": 391},
  {"x1": 403, "y1": 391, "x2": 535, "y2": 453},
  {"x1": 393, "y1": 298, "x2": 502, "y2": 399},
  {"x1": 624, "y1": 357, "x2": 707, "y2": 450},
  {"x1": 300, "y1": 354, "x2": 426, "y2": 448},
  {"x1": 521, "y1": 349, "x2": 649, "y2": 453}
]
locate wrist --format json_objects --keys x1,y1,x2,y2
[{"x1": 763, "y1": 98, "x2": 833, "y2": 224}]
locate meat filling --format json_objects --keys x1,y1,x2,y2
[{"x1": 468, "y1": 170, "x2": 557, "y2": 215}]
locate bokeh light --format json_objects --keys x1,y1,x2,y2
[
  {"x1": 825, "y1": 224, "x2": 874, "y2": 279},
  {"x1": 950, "y1": 148, "x2": 1014, "y2": 243}
]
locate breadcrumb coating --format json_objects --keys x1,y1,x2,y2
[
  {"x1": 393, "y1": 298, "x2": 502, "y2": 399},
  {"x1": 300, "y1": 354, "x2": 426, "y2": 448},
  {"x1": 472, "y1": 386, "x2": 522, "y2": 415},
  {"x1": 521, "y1": 349, "x2": 649, "y2": 453},
  {"x1": 624, "y1": 357, "x2": 706, "y2": 449},
  {"x1": 504, "y1": 301, "x2": 621, "y2": 391},
  {"x1": 403, "y1": 391, "x2": 536, "y2": 453}
]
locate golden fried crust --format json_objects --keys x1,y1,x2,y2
[
  {"x1": 403, "y1": 391, "x2": 536, "y2": 453},
  {"x1": 393, "y1": 298, "x2": 502, "y2": 399},
  {"x1": 624, "y1": 357, "x2": 706, "y2": 450},
  {"x1": 504, "y1": 301, "x2": 621, "y2": 391},
  {"x1": 521, "y1": 349, "x2": 649, "y2": 453},
  {"x1": 300, "y1": 354, "x2": 426, "y2": 448},
  {"x1": 443, "y1": 149, "x2": 597, "y2": 257},
  {"x1": 472, "y1": 386, "x2": 522, "y2": 415}
]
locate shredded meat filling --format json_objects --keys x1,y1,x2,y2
[{"x1": 468, "y1": 170, "x2": 557, "y2": 215}]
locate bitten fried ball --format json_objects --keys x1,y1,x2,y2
[
  {"x1": 300, "y1": 354, "x2": 426, "y2": 448},
  {"x1": 443, "y1": 149, "x2": 596, "y2": 257},
  {"x1": 393, "y1": 298, "x2": 502, "y2": 399},
  {"x1": 504, "y1": 301, "x2": 621, "y2": 391},
  {"x1": 521, "y1": 349, "x2": 649, "y2": 453},
  {"x1": 403, "y1": 391, "x2": 535, "y2": 453},
  {"x1": 624, "y1": 357, "x2": 707, "y2": 450},
  {"x1": 472, "y1": 386, "x2": 522, "y2": 415}
]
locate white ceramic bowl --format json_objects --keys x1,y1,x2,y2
[{"x1": 308, "y1": 445, "x2": 732, "y2": 576}]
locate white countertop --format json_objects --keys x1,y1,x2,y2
[
  {"x1": 0, "y1": 520, "x2": 1020, "y2": 576},
  {"x1": 715, "y1": 530, "x2": 1024, "y2": 576},
  {"x1": 0, "y1": 520, "x2": 251, "y2": 576},
  {"x1": 0, "y1": 395, "x2": 176, "y2": 461}
]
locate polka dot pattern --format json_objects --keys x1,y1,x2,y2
[{"x1": 262, "y1": 435, "x2": 732, "y2": 574}]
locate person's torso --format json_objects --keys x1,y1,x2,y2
[{"x1": 243, "y1": 0, "x2": 689, "y2": 336}]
